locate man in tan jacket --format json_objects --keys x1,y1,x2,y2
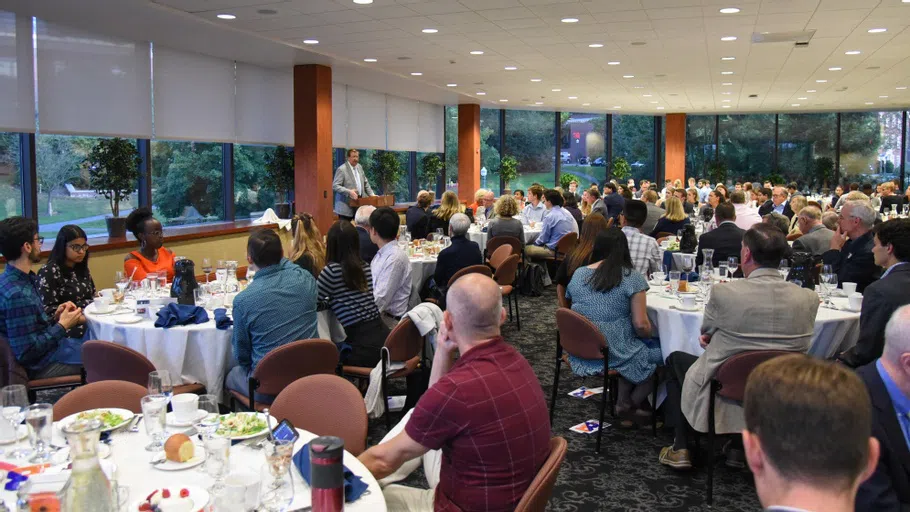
[{"x1": 659, "y1": 223, "x2": 820, "y2": 470}]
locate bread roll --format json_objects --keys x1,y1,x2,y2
[{"x1": 164, "y1": 433, "x2": 195, "y2": 462}]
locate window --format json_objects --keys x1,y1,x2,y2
[
  {"x1": 562, "y1": 112, "x2": 606, "y2": 187},
  {"x1": 840, "y1": 111, "x2": 902, "y2": 185},
  {"x1": 0, "y1": 133, "x2": 20, "y2": 221},
  {"x1": 505, "y1": 110, "x2": 556, "y2": 190},
  {"x1": 151, "y1": 140, "x2": 224, "y2": 226},
  {"x1": 777, "y1": 113, "x2": 836, "y2": 190},
  {"x1": 612, "y1": 115, "x2": 655, "y2": 183},
  {"x1": 234, "y1": 144, "x2": 289, "y2": 220},
  {"x1": 480, "y1": 108, "x2": 501, "y2": 195},
  {"x1": 416, "y1": 152, "x2": 443, "y2": 197},
  {"x1": 359, "y1": 149, "x2": 410, "y2": 202},
  {"x1": 686, "y1": 115, "x2": 715, "y2": 181},
  {"x1": 718, "y1": 114, "x2": 775, "y2": 183},
  {"x1": 444, "y1": 106, "x2": 458, "y2": 194},
  {"x1": 36, "y1": 134, "x2": 137, "y2": 238}
]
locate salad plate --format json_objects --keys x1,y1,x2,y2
[
  {"x1": 215, "y1": 412, "x2": 269, "y2": 440},
  {"x1": 58, "y1": 408, "x2": 134, "y2": 433}
]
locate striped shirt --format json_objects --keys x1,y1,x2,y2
[{"x1": 317, "y1": 262, "x2": 380, "y2": 327}]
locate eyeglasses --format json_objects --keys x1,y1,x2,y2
[
  {"x1": 67, "y1": 243, "x2": 90, "y2": 253},
  {"x1": 32, "y1": 236, "x2": 44, "y2": 245},
  {"x1": 146, "y1": 230, "x2": 163, "y2": 237}
]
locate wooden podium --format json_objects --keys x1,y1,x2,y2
[{"x1": 349, "y1": 194, "x2": 395, "y2": 208}]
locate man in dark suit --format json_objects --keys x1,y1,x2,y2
[
  {"x1": 405, "y1": 191, "x2": 432, "y2": 240},
  {"x1": 695, "y1": 203, "x2": 744, "y2": 267},
  {"x1": 602, "y1": 182, "x2": 625, "y2": 221},
  {"x1": 354, "y1": 205, "x2": 379, "y2": 263},
  {"x1": 838, "y1": 219, "x2": 910, "y2": 368},
  {"x1": 855, "y1": 305, "x2": 910, "y2": 512},
  {"x1": 758, "y1": 186, "x2": 794, "y2": 220},
  {"x1": 433, "y1": 213, "x2": 482, "y2": 293},
  {"x1": 823, "y1": 199, "x2": 881, "y2": 293}
]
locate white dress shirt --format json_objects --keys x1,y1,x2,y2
[
  {"x1": 350, "y1": 163, "x2": 363, "y2": 196},
  {"x1": 370, "y1": 242, "x2": 412, "y2": 318}
]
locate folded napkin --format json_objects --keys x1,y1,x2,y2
[
  {"x1": 214, "y1": 308, "x2": 233, "y2": 330},
  {"x1": 253, "y1": 208, "x2": 292, "y2": 231},
  {"x1": 154, "y1": 303, "x2": 209, "y2": 328},
  {"x1": 293, "y1": 442, "x2": 368, "y2": 503}
]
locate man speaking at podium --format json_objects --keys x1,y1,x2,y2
[{"x1": 333, "y1": 149, "x2": 375, "y2": 222}]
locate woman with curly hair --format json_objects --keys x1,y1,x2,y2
[
  {"x1": 487, "y1": 194, "x2": 525, "y2": 247},
  {"x1": 123, "y1": 207, "x2": 175, "y2": 281}
]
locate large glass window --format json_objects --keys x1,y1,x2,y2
[
  {"x1": 444, "y1": 106, "x2": 458, "y2": 194},
  {"x1": 359, "y1": 149, "x2": 410, "y2": 202},
  {"x1": 561, "y1": 112, "x2": 606, "y2": 188},
  {"x1": 480, "y1": 108, "x2": 501, "y2": 195},
  {"x1": 234, "y1": 144, "x2": 288, "y2": 220},
  {"x1": 778, "y1": 114, "x2": 836, "y2": 190},
  {"x1": 416, "y1": 152, "x2": 443, "y2": 197},
  {"x1": 718, "y1": 114, "x2": 775, "y2": 183},
  {"x1": 612, "y1": 115, "x2": 655, "y2": 184},
  {"x1": 505, "y1": 110, "x2": 556, "y2": 191},
  {"x1": 36, "y1": 134, "x2": 137, "y2": 238},
  {"x1": 685, "y1": 115, "x2": 715, "y2": 180},
  {"x1": 840, "y1": 111, "x2": 902, "y2": 185},
  {"x1": 0, "y1": 133, "x2": 21, "y2": 221},
  {"x1": 152, "y1": 140, "x2": 224, "y2": 226}
]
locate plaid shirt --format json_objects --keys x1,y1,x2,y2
[
  {"x1": 0, "y1": 265, "x2": 66, "y2": 371},
  {"x1": 622, "y1": 226, "x2": 661, "y2": 277}
]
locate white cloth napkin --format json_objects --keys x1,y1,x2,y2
[{"x1": 253, "y1": 208, "x2": 292, "y2": 231}]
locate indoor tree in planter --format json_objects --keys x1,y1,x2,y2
[
  {"x1": 500, "y1": 155, "x2": 519, "y2": 194},
  {"x1": 373, "y1": 151, "x2": 405, "y2": 198},
  {"x1": 559, "y1": 172, "x2": 581, "y2": 190},
  {"x1": 420, "y1": 153, "x2": 444, "y2": 191},
  {"x1": 264, "y1": 146, "x2": 295, "y2": 219},
  {"x1": 707, "y1": 160, "x2": 727, "y2": 186},
  {"x1": 610, "y1": 156, "x2": 632, "y2": 182},
  {"x1": 86, "y1": 138, "x2": 141, "y2": 238},
  {"x1": 813, "y1": 156, "x2": 834, "y2": 191}
]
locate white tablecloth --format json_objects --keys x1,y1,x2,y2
[
  {"x1": 0, "y1": 424, "x2": 386, "y2": 511},
  {"x1": 86, "y1": 302, "x2": 345, "y2": 400},
  {"x1": 408, "y1": 258, "x2": 437, "y2": 305},
  {"x1": 467, "y1": 226, "x2": 541, "y2": 250},
  {"x1": 645, "y1": 283, "x2": 860, "y2": 361}
]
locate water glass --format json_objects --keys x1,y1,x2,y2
[
  {"x1": 114, "y1": 271, "x2": 125, "y2": 283},
  {"x1": 24, "y1": 403, "x2": 53, "y2": 463},
  {"x1": 195, "y1": 394, "x2": 221, "y2": 440},
  {"x1": 216, "y1": 260, "x2": 228, "y2": 283},
  {"x1": 718, "y1": 263, "x2": 728, "y2": 281},
  {"x1": 1, "y1": 385, "x2": 28, "y2": 458},
  {"x1": 205, "y1": 435, "x2": 231, "y2": 492},
  {"x1": 195, "y1": 287, "x2": 209, "y2": 309},
  {"x1": 669, "y1": 271, "x2": 681, "y2": 293},
  {"x1": 147, "y1": 273, "x2": 159, "y2": 295},
  {"x1": 726, "y1": 257, "x2": 738, "y2": 278},
  {"x1": 701, "y1": 249, "x2": 714, "y2": 269},
  {"x1": 141, "y1": 394, "x2": 168, "y2": 451},
  {"x1": 147, "y1": 370, "x2": 173, "y2": 400},
  {"x1": 258, "y1": 462, "x2": 294, "y2": 512},
  {"x1": 157, "y1": 274, "x2": 167, "y2": 291}
]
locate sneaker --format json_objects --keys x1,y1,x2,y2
[{"x1": 659, "y1": 446, "x2": 692, "y2": 470}]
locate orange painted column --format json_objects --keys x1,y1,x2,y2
[
  {"x1": 457, "y1": 104, "x2": 481, "y2": 203},
  {"x1": 665, "y1": 113, "x2": 686, "y2": 184},
  {"x1": 293, "y1": 64, "x2": 334, "y2": 234}
]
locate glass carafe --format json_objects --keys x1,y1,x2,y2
[{"x1": 62, "y1": 419, "x2": 114, "y2": 512}]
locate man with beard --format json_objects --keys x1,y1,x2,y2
[{"x1": 0, "y1": 217, "x2": 84, "y2": 378}]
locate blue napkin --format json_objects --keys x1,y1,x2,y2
[
  {"x1": 214, "y1": 308, "x2": 233, "y2": 330},
  {"x1": 293, "y1": 442, "x2": 368, "y2": 503},
  {"x1": 154, "y1": 303, "x2": 209, "y2": 328}
]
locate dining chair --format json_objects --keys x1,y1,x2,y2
[
  {"x1": 0, "y1": 335, "x2": 83, "y2": 403},
  {"x1": 553, "y1": 232, "x2": 579, "y2": 262},
  {"x1": 514, "y1": 437, "x2": 568, "y2": 512},
  {"x1": 270, "y1": 374, "x2": 368, "y2": 456},
  {"x1": 230, "y1": 339, "x2": 339, "y2": 413},
  {"x1": 485, "y1": 235, "x2": 522, "y2": 263},
  {"x1": 488, "y1": 245, "x2": 512, "y2": 272},
  {"x1": 446, "y1": 264, "x2": 492, "y2": 288},
  {"x1": 52, "y1": 380, "x2": 147, "y2": 421},
  {"x1": 493, "y1": 254, "x2": 522, "y2": 330},
  {"x1": 81, "y1": 340, "x2": 205, "y2": 395}
]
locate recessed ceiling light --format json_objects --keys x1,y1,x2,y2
[
  {"x1": 897, "y1": 86, "x2": 908, "y2": 90},
  {"x1": 868, "y1": 28, "x2": 887, "y2": 33},
  {"x1": 719, "y1": 7, "x2": 741, "y2": 14},
  {"x1": 568, "y1": 96, "x2": 578, "y2": 99},
  {"x1": 363, "y1": 58, "x2": 377, "y2": 62},
  {"x1": 865, "y1": 101, "x2": 875, "y2": 104},
  {"x1": 622, "y1": 75, "x2": 634, "y2": 78},
  {"x1": 504, "y1": 66, "x2": 518, "y2": 70},
  {"x1": 353, "y1": 0, "x2": 373, "y2": 4},
  {"x1": 303, "y1": 39, "x2": 319, "y2": 44},
  {"x1": 607, "y1": 61, "x2": 620, "y2": 65},
  {"x1": 649, "y1": 101, "x2": 658, "y2": 104},
  {"x1": 530, "y1": 78, "x2": 542, "y2": 82},
  {"x1": 476, "y1": 92, "x2": 486, "y2": 95},
  {"x1": 721, "y1": 56, "x2": 736, "y2": 61},
  {"x1": 791, "y1": 103, "x2": 801, "y2": 107},
  {"x1": 657, "y1": 106, "x2": 665, "y2": 110},
  {"x1": 612, "y1": 106, "x2": 622, "y2": 109},
  {"x1": 589, "y1": 43, "x2": 604, "y2": 48},
  {"x1": 721, "y1": 71, "x2": 734, "y2": 75},
  {"x1": 880, "y1": 95, "x2": 889, "y2": 98},
  {"x1": 722, "y1": 99, "x2": 731, "y2": 102},
  {"x1": 421, "y1": 28, "x2": 438, "y2": 33},
  {"x1": 722, "y1": 105, "x2": 731, "y2": 108},
  {"x1": 828, "y1": 67, "x2": 842, "y2": 71},
  {"x1": 845, "y1": 50, "x2": 861, "y2": 55},
  {"x1": 551, "y1": 88, "x2": 562, "y2": 92},
  {"x1": 410, "y1": 72, "x2": 422, "y2": 76},
  {"x1": 816, "y1": 79, "x2": 827, "y2": 83},
  {"x1": 722, "y1": 82, "x2": 733, "y2": 86},
  {"x1": 535, "y1": 101, "x2": 544, "y2": 105},
  {"x1": 499, "y1": 99, "x2": 508, "y2": 102},
  {"x1": 633, "y1": 86, "x2": 644, "y2": 89},
  {"x1": 798, "y1": 97, "x2": 808, "y2": 100},
  {"x1": 470, "y1": 50, "x2": 484, "y2": 55},
  {"x1": 721, "y1": 36, "x2": 737, "y2": 41},
  {"x1": 722, "y1": 92, "x2": 732, "y2": 95},
  {"x1": 582, "y1": 103, "x2": 591, "y2": 106},
  {"x1": 446, "y1": 83, "x2": 457, "y2": 87},
  {"x1": 807, "y1": 89, "x2": 816, "y2": 92},
  {"x1": 643, "y1": 94, "x2": 652, "y2": 97},
  {"x1": 561, "y1": 17, "x2": 579, "y2": 23},
  {"x1": 216, "y1": 13, "x2": 236, "y2": 19}
]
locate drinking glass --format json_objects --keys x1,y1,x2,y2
[
  {"x1": 141, "y1": 394, "x2": 168, "y2": 451},
  {"x1": 718, "y1": 263, "x2": 729, "y2": 281},
  {"x1": 726, "y1": 257, "x2": 738, "y2": 278},
  {"x1": 216, "y1": 260, "x2": 228, "y2": 284},
  {"x1": 202, "y1": 258, "x2": 213, "y2": 284},
  {"x1": 822, "y1": 273, "x2": 839, "y2": 306},
  {"x1": 147, "y1": 273, "x2": 159, "y2": 295},
  {"x1": 701, "y1": 249, "x2": 714, "y2": 269},
  {"x1": 259, "y1": 462, "x2": 294, "y2": 512},
  {"x1": 129, "y1": 280, "x2": 142, "y2": 299},
  {"x1": 669, "y1": 271, "x2": 681, "y2": 294},
  {"x1": 2, "y1": 385, "x2": 29, "y2": 458},
  {"x1": 157, "y1": 274, "x2": 167, "y2": 292},
  {"x1": 195, "y1": 394, "x2": 221, "y2": 440},
  {"x1": 114, "y1": 280, "x2": 128, "y2": 304},
  {"x1": 24, "y1": 403, "x2": 53, "y2": 463},
  {"x1": 822, "y1": 264, "x2": 834, "y2": 276},
  {"x1": 435, "y1": 228, "x2": 444, "y2": 237},
  {"x1": 114, "y1": 271, "x2": 125, "y2": 283},
  {"x1": 147, "y1": 370, "x2": 173, "y2": 401},
  {"x1": 195, "y1": 287, "x2": 209, "y2": 309},
  {"x1": 205, "y1": 435, "x2": 231, "y2": 492}
]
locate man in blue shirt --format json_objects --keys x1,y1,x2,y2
[
  {"x1": 856, "y1": 304, "x2": 910, "y2": 511},
  {"x1": 0, "y1": 217, "x2": 84, "y2": 379},
  {"x1": 524, "y1": 189, "x2": 578, "y2": 261},
  {"x1": 225, "y1": 229, "x2": 318, "y2": 404},
  {"x1": 521, "y1": 186, "x2": 547, "y2": 225}
]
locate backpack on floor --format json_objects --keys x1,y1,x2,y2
[{"x1": 518, "y1": 264, "x2": 545, "y2": 297}]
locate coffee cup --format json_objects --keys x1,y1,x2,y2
[
  {"x1": 0, "y1": 408, "x2": 17, "y2": 441},
  {"x1": 848, "y1": 292, "x2": 863, "y2": 312},
  {"x1": 678, "y1": 293, "x2": 698, "y2": 310},
  {"x1": 171, "y1": 393, "x2": 199, "y2": 423},
  {"x1": 842, "y1": 282, "x2": 857, "y2": 295},
  {"x1": 651, "y1": 272, "x2": 666, "y2": 283},
  {"x1": 94, "y1": 298, "x2": 112, "y2": 314},
  {"x1": 219, "y1": 472, "x2": 260, "y2": 511},
  {"x1": 100, "y1": 289, "x2": 114, "y2": 300}
]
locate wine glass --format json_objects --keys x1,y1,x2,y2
[
  {"x1": 202, "y1": 258, "x2": 213, "y2": 284},
  {"x1": 147, "y1": 370, "x2": 173, "y2": 401},
  {"x1": 141, "y1": 394, "x2": 168, "y2": 452},
  {"x1": 822, "y1": 264, "x2": 834, "y2": 276},
  {"x1": 259, "y1": 461, "x2": 294, "y2": 512},
  {"x1": 726, "y1": 257, "x2": 738, "y2": 279},
  {"x1": 25, "y1": 403, "x2": 53, "y2": 463},
  {"x1": 1, "y1": 385, "x2": 29, "y2": 458},
  {"x1": 822, "y1": 273, "x2": 839, "y2": 307},
  {"x1": 204, "y1": 435, "x2": 230, "y2": 493}
]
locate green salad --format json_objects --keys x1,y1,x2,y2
[
  {"x1": 76, "y1": 409, "x2": 126, "y2": 429},
  {"x1": 216, "y1": 413, "x2": 267, "y2": 437}
]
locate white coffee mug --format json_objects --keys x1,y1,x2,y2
[
  {"x1": 219, "y1": 472, "x2": 260, "y2": 511},
  {"x1": 678, "y1": 293, "x2": 698, "y2": 309},
  {"x1": 94, "y1": 298, "x2": 112, "y2": 314},
  {"x1": 651, "y1": 272, "x2": 666, "y2": 282},
  {"x1": 100, "y1": 289, "x2": 114, "y2": 300},
  {"x1": 171, "y1": 393, "x2": 199, "y2": 423},
  {"x1": 848, "y1": 292, "x2": 863, "y2": 312},
  {"x1": 842, "y1": 282, "x2": 857, "y2": 295}
]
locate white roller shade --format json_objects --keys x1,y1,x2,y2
[
  {"x1": 0, "y1": 13, "x2": 34, "y2": 133},
  {"x1": 386, "y1": 95, "x2": 420, "y2": 152},
  {"x1": 153, "y1": 46, "x2": 235, "y2": 142},
  {"x1": 418, "y1": 102, "x2": 444, "y2": 153},
  {"x1": 35, "y1": 20, "x2": 151, "y2": 137},
  {"x1": 346, "y1": 86, "x2": 386, "y2": 150},
  {"x1": 235, "y1": 63, "x2": 293, "y2": 146},
  {"x1": 332, "y1": 82, "x2": 347, "y2": 148}
]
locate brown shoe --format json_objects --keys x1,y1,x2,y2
[{"x1": 659, "y1": 446, "x2": 693, "y2": 470}]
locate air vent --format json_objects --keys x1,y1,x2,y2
[
  {"x1": 630, "y1": 41, "x2": 647, "y2": 46},
  {"x1": 752, "y1": 29, "x2": 815, "y2": 44},
  {"x1": 397, "y1": 56, "x2": 411, "y2": 60},
  {"x1": 749, "y1": 94, "x2": 758, "y2": 98},
  {"x1": 836, "y1": 87, "x2": 848, "y2": 92},
  {"x1": 867, "y1": 66, "x2": 880, "y2": 70}
]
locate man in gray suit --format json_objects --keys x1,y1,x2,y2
[
  {"x1": 791, "y1": 205, "x2": 834, "y2": 257},
  {"x1": 333, "y1": 149, "x2": 375, "y2": 221},
  {"x1": 658, "y1": 223, "x2": 820, "y2": 470}
]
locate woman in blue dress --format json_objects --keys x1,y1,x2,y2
[{"x1": 565, "y1": 228, "x2": 662, "y2": 420}]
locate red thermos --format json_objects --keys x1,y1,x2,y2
[{"x1": 310, "y1": 436, "x2": 345, "y2": 512}]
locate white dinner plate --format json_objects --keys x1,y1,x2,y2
[
  {"x1": 58, "y1": 408, "x2": 135, "y2": 433},
  {"x1": 671, "y1": 304, "x2": 702, "y2": 312},
  {"x1": 216, "y1": 412, "x2": 270, "y2": 440},
  {"x1": 166, "y1": 410, "x2": 206, "y2": 428},
  {"x1": 132, "y1": 485, "x2": 209, "y2": 512},
  {"x1": 0, "y1": 425, "x2": 28, "y2": 445},
  {"x1": 151, "y1": 444, "x2": 206, "y2": 471},
  {"x1": 114, "y1": 314, "x2": 144, "y2": 324}
]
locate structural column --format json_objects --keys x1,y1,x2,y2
[
  {"x1": 294, "y1": 64, "x2": 334, "y2": 234},
  {"x1": 457, "y1": 103, "x2": 481, "y2": 203},
  {"x1": 665, "y1": 113, "x2": 686, "y2": 184}
]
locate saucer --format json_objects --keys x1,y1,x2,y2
[{"x1": 672, "y1": 304, "x2": 701, "y2": 312}]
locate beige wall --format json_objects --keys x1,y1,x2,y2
[{"x1": 0, "y1": 227, "x2": 290, "y2": 290}]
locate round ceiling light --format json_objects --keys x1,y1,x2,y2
[
  {"x1": 421, "y1": 28, "x2": 438, "y2": 33},
  {"x1": 561, "y1": 17, "x2": 579, "y2": 23},
  {"x1": 303, "y1": 39, "x2": 319, "y2": 44},
  {"x1": 721, "y1": 36, "x2": 737, "y2": 41},
  {"x1": 216, "y1": 13, "x2": 236, "y2": 19},
  {"x1": 719, "y1": 7, "x2": 741, "y2": 14}
]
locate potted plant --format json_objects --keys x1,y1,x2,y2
[
  {"x1": 559, "y1": 172, "x2": 581, "y2": 190},
  {"x1": 264, "y1": 146, "x2": 295, "y2": 219},
  {"x1": 610, "y1": 156, "x2": 632, "y2": 182},
  {"x1": 86, "y1": 138, "x2": 141, "y2": 238},
  {"x1": 372, "y1": 151, "x2": 405, "y2": 198},
  {"x1": 500, "y1": 155, "x2": 519, "y2": 194},
  {"x1": 813, "y1": 157, "x2": 834, "y2": 191},
  {"x1": 707, "y1": 159, "x2": 727, "y2": 186},
  {"x1": 420, "y1": 153, "x2": 444, "y2": 191}
]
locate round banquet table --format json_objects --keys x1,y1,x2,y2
[
  {"x1": 645, "y1": 282, "x2": 860, "y2": 361},
  {"x1": 0, "y1": 422, "x2": 386, "y2": 511},
  {"x1": 85, "y1": 300, "x2": 346, "y2": 400},
  {"x1": 467, "y1": 225, "x2": 541, "y2": 250},
  {"x1": 408, "y1": 256, "x2": 437, "y2": 306}
]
